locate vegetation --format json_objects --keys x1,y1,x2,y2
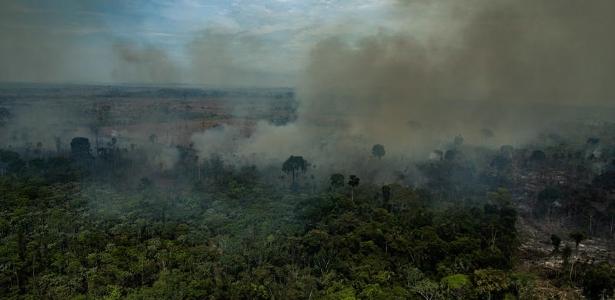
[
  {"x1": 282, "y1": 155, "x2": 309, "y2": 190},
  {"x1": 0, "y1": 148, "x2": 521, "y2": 299},
  {"x1": 1, "y1": 142, "x2": 612, "y2": 300},
  {"x1": 371, "y1": 144, "x2": 385, "y2": 160},
  {"x1": 1, "y1": 110, "x2": 614, "y2": 299}
]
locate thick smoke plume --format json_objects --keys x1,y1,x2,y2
[
  {"x1": 298, "y1": 0, "x2": 615, "y2": 139},
  {"x1": 2, "y1": 0, "x2": 615, "y2": 176},
  {"x1": 192, "y1": 0, "x2": 615, "y2": 175}
]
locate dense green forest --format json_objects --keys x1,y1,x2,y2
[{"x1": 1, "y1": 146, "x2": 613, "y2": 299}]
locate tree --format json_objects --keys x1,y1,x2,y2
[
  {"x1": 282, "y1": 155, "x2": 308, "y2": 190},
  {"x1": 70, "y1": 137, "x2": 94, "y2": 164},
  {"x1": 535, "y1": 186, "x2": 563, "y2": 217},
  {"x1": 593, "y1": 170, "x2": 615, "y2": 191},
  {"x1": 581, "y1": 263, "x2": 615, "y2": 300},
  {"x1": 473, "y1": 268, "x2": 510, "y2": 300},
  {"x1": 608, "y1": 203, "x2": 615, "y2": 238},
  {"x1": 371, "y1": 144, "x2": 385, "y2": 160},
  {"x1": 444, "y1": 149, "x2": 458, "y2": 161},
  {"x1": 550, "y1": 234, "x2": 561, "y2": 253},
  {"x1": 488, "y1": 188, "x2": 512, "y2": 208},
  {"x1": 529, "y1": 150, "x2": 546, "y2": 162},
  {"x1": 569, "y1": 232, "x2": 585, "y2": 251},
  {"x1": 453, "y1": 135, "x2": 464, "y2": 147},
  {"x1": 329, "y1": 173, "x2": 345, "y2": 189},
  {"x1": 92, "y1": 103, "x2": 111, "y2": 150},
  {"x1": 441, "y1": 274, "x2": 471, "y2": 299},
  {"x1": 347, "y1": 175, "x2": 360, "y2": 203},
  {"x1": 561, "y1": 245, "x2": 572, "y2": 268},
  {"x1": 0, "y1": 107, "x2": 11, "y2": 127},
  {"x1": 412, "y1": 279, "x2": 441, "y2": 300},
  {"x1": 382, "y1": 185, "x2": 391, "y2": 211},
  {"x1": 481, "y1": 128, "x2": 495, "y2": 139}
]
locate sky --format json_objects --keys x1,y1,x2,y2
[{"x1": 0, "y1": 0, "x2": 397, "y2": 86}]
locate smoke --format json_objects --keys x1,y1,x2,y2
[
  {"x1": 111, "y1": 42, "x2": 180, "y2": 84},
  {"x1": 447, "y1": 0, "x2": 615, "y2": 105},
  {"x1": 0, "y1": 102, "x2": 89, "y2": 151},
  {"x1": 191, "y1": 125, "x2": 243, "y2": 159},
  {"x1": 0, "y1": 1, "x2": 295, "y2": 86},
  {"x1": 3, "y1": 0, "x2": 615, "y2": 176},
  {"x1": 191, "y1": 0, "x2": 615, "y2": 176},
  {"x1": 299, "y1": 0, "x2": 615, "y2": 143},
  {"x1": 187, "y1": 28, "x2": 295, "y2": 87},
  {"x1": 0, "y1": 1, "x2": 111, "y2": 83}
]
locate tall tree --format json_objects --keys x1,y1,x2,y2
[
  {"x1": 371, "y1": 144, "x2": 386, "y2": 160},
  {"x1": 382, "y1": 185, "x2": 391, "y2": 211},
  {"x1": 330, "y1": 173, "x2": 345, "y2": 189},
  {"x1": 550, "y1": 234, "x2": 561, "y2": 253},
  {"x1": 348, "y1": 175, "x2": 360, "y2": 203},
  {"x1": 70, "y1": 137, "x2": 93, "y2": 162},
  {"x1": 92, "y1": 103, "x2": 111, "y2": 151},
  {"x1": 282, "y1": 155, "x2": 308, "y2": 190},
  {"x1": 569, "y1": 232, "x2": 585, "y2": 251},
  {"x1": 561, "y1": 245, "x2": 572, "y2": 268}
]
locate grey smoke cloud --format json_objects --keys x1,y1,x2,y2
[
  {"x1": 111, "y1": 42, "x2": 179, "y2": 84},
  {"x1": 298, "y1": 0, "x2": 615, "y2": 143},
  {"x1": 192, "y1": 0, "x2": 615, "y2": 175},
  {"x1": 449, "y1": 0, "x2": 615, "y2": 105},
  {"x1": 187, "y1": 28, "x2": 296, "y2": 87},
  {"x1": 0, "y1": 1, "x2": 110, "y2": 83},
  {"x1": 0, "y1": 1, "x2": 294, "y2": 86},
  {"x1": 3, "y1": 0, "x2": 615, "y2": 175}
]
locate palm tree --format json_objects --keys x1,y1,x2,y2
[
  {"x1": 282, "y1": 155, "x2": 308, "y2": 190},
  {"x1": 348, "y1": 175, "x2": 360, "y2": 203}
]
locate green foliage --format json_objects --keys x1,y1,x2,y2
[
  {"x1": 412, "y1": 278, "x2": 441, "y2": 300},
  {"x1": 441, "y1": 274, "x2": 471, "y2": 289},
  {"x1": 348, "y1": 175, "x2": 360, "y2": 187},
  {"x1": 581, "y1": 263, "x2": 615, "y2": 300},
  {"x1": 324, "y1": 283, "x2": 356, "y2": 300},
  {"x1": 330, "y1": 173, "x2": 345, "y2": 189},
  {"x1": 473, "y1": 268, "x2": 511, "y2": 299},
  {"x1": 510, "y1": 272, "x2": 537, "y2": 299},
  {"x1": 282, "y1": 155, "x2": 308, "y2": 189},
  {"x1": 0, "y1": 150, "x2": 532, "y2": 299}
]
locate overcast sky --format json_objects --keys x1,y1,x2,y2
[{"x1": 0, "y1": 0, "x2": 398, "y2": 86}]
